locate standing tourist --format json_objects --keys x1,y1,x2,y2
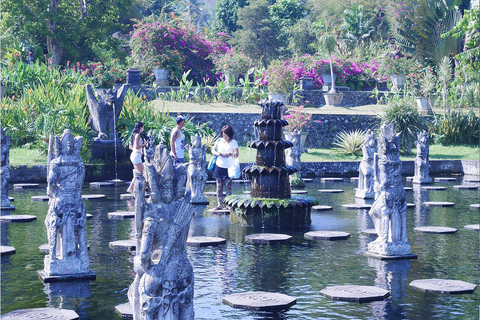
[
  {"x1": 170, "y1": 116, "x2": 186, "y2": 165},
  {"x1": 127, "y1": 122, "x2": 148, "y2": 193},
  {"x1": 211, "y1": 125, "x2": 239, "y2": 210}
]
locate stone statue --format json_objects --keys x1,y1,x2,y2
[
  {"x1": 186, "y1": 133, "x2": 208, "y2": 204},
  {"x1": 42, "y1": 130, "x2": 93, "y2": 278},
  {"x1": 367, "y1": 122, "x2": 412, "y2": 257},
  {"x1": 86, "y1": 84, "x2": 127, "y2": 140},
  {"x1": 1, "y1": 125, "x2": 13, "y2": 210},
  {"x1": 412, "y1": 131, "x2": 432, "y2": 184},
  {"x1": 356, "y1": 130, "x2": 377, "y2": 199},
  {"x1": 286, "y1": 130, "x2": 304, "y2": 187},
  {"x1": 128, "y1": 138, "x2": 195, "y2": 320},
  {"x1": 26, "y1": 45, "x2": 35, "y2": 64}
]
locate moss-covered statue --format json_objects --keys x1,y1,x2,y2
[
  {"x1": 128, "y1": 133, "x2": 194, "y2": 320},
  {"x1": 355, "y1": 130, "x2": 376, "y2": 199},
  {"x1": 186, "y1": 133, "x2": 208, "y2": 204},
  {"x1": 412, "y1": 131, "x2": 432, "y2": 184}
]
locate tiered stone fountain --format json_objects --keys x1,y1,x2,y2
[{"x1": 225, "y1": 100, "x2": 317, "y2": 229}]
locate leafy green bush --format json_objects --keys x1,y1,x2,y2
[
  {"x1": 429, "y1": 110, "x2": 479, "y2": 145},
  {"x1": 332, "y1": 129, "x2": 366, "y2": 156},
  {"x1": 381, "y1": 97, "x2": 425, "y2": 153}
]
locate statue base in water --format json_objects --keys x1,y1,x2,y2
[
  {"x1": 225, "y1": 196, "x2": 317, "y2": 229},
  {"x1": 37, "y1": 270, "x2": 96, "y2": 283},
  {"x1": 91, "y1": 139, "x2": 126, "y2": 161}
]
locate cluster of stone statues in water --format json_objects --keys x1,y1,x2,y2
[{"x1": 0, "y1": 97, "x2": 435, "y2": 318}]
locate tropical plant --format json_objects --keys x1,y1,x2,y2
[
  {"x1": 341, "y1": 4, "x2": 374, "y2": 50},
  {"x1": 317, "y1": 32, "x2": 338, "y2": 92},
  {"x1": 332, "y1": 129, "x2": 366, "y2": 156},
  {"x1": 381, "y1": 97, "x2": 425, "y2": 154},
  {"x1": 212, "y1": 48, "x2": 253, "y2": 84},
  {"x1": 420, "y1": 69, "x2": 437, "y2": 97},
  {"x1": 86, "y1": 59, "x2": 125, "y2": 88},
  {"x1": 437, "y1": 56, "x2": 452, "y2": 115},
  {"x1": 428, "y1": 110, "x2": 479, "y2": 145},
  {"x1": 282, "y1": 105, "x2": 313, "y2": 132},
  {"x1": 379, "y1": 55, "x2": 416, "y2": 76}
]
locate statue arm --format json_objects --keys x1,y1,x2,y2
[{"x1": 47, "y1": 163, "x2": 57, "y2": 196}]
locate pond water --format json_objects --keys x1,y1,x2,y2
[{"x1": 1, "y1": 177, "x2": 478, "y2": 319}]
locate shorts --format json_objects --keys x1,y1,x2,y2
[{"x1": 130, "y1": 152, "x2": 142, "y2": 165}]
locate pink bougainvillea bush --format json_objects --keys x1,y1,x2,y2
[{"x1": 130, "y1": 19, "x2": 229, "y2": 84}]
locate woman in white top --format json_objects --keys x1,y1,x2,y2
[
  {"x1": 170, "y1": 116, "x2": 186, "y2": 164},
  {"x1": 127, "y1": 122, "x2": 148, "y2": 193},
  {"x1": 211, "y1": 125, "x2": 239, "y2": 210}
]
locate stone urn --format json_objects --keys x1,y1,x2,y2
[
  {"x1": 267, "y1": 92, "x2": 289, "y2": 104},
  {"x1": 390, "y1": 74, "x2": 406, "y2": 92},
  {"x1": 284, "y1": 131, "x2": 308, "y2": 153},
  {"x1": 321, "y1": 73, "x2": 336, "y2": 91},
  {"x1": 323, "y1": 91, "x2": 344, "y2": 107},
  {"x1": 153, "y1": 68, "x2": 169, "y2": 87},
  {"x1": 415, "y1": 97, "x2": 433, "y2": 115}
]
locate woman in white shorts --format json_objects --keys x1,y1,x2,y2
[{"x1": 127, "y1": 122, "x2": 148, "y2": 193}]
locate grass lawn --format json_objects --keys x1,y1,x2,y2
[{"x1": 10, "y1": 144, "x2": 478, "y2": 166}]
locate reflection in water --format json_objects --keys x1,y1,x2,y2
[
  {"x1": 44, "y1": 280, "x2": 91, "y2": 319},
  {"x1": 369, "y1": 259, "x2": 410, "y2": 320},
  {"x1": 413, "y1": 184, "x2": 430, "y2": 226}
]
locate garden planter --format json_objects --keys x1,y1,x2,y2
[
  {"x1": 153, "y1": 68, "x2": 169, "y2": 87},
  {"x1": 390, "y1": 74, "x2": 406, "y2": 92},
  {"x1": 323, "y1": 91, "x2": 344, "y2": 107},
  {"x1": 268, "y1": 92, "x2": 289, "y2": 104},
  {"x1": 416, "y1": 97, "x2": 433, "y2": 115},
  {"x1": 284, "y1": 131, "x2": 308, "y2": 153},
  {"x1": 321, "y1": 73, "x2": 336, "y2": 91}
]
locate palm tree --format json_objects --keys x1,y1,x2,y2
[
  {"x1": 341, "y1": 4, "x2": 374, "y2": 51},
  {"x1": 318, "y1": 33, "x2": 338, "y2": 93}
]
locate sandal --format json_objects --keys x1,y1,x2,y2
[{"x1": 213, "y1": 206, "x2": 223, "y2": 211}]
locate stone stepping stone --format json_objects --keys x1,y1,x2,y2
[
  {"x1": 304, "y1": 231, "x2": 350, "y2": 241},
  {"x1": 1, "y1": 205, "x2": 15, "y2": 211},
  {"x1": 464, "y1": 176, "x2": 480, "y2": 182},
  {"x1": 243, "y1": 191, "x2": 250, "y2": 194},
  {"x1": 414, "y1": 226, "x2": 457, "y2": 234},
  {"x1": 40, "y1": 244, "x2": 90, "y2": 253},
  {"x1": 464, "y1": 224, "x2": 480, "y2": 231},
  {"x1": 311, "y1": 205, "x2": 333, "y2": 211},
  {"x1": 360, "y1": 229, "x2": 378, "y2": 236},
  {"x1": 208, "y1": 208, "x2": 230, "y2": 214},
  {"x1": 321, "y1": 177, "x2": 344, "y2": 182},
  {"x1": 409, "y1": 279, "x2": 477, "y2": 294},
  {"x1": 421, "y1": 186, "x2": 447, "y2": 191},
  {"x1": 13, "y1": 183, "x2": 40, "y2": 189},
  {"x1": 187, "y1": 236, "x2": 226, "y2": 246},
  {"x1": 453, "y1": 185, "x2": 478, "y2": 190},
  {"x1": 291, "y1": 190, "x2": 308, "y2": 194},
  {"x1": 86, "y1": 214, "x2": 93, "y2": 219},
  {"x1": 245, "y1": 233, "x2": 292, "y2": 244},
  {"x1": 120, "y1": 193, "x2": 134, "y2": 200},
  {"x1": 1, "y1": 246, "x2": 16, "y2": 256},
  {"x1": 0, "y1": 308, "x2": 79, "y2": 320},
  {"x1": 108, "y1": 211, "x2": 135, "y2": 219},
  {"x1": 31, "y1": 195, "x2": 49, "y2": 201},
  {"x1": 423, "y1": 202, "x2": 455, "y2": 207},
  {"x1": 115, "y1": 302, "x2": 133, "y2": 318},
  {"x1": 350, "y1": 177, "x2": 359, "y2": 182},
  {"x1": 469, "y1": 204, "x2": 479, "y2": 210},
  {"x1": 320, "y1": 285, "x2": 389, "y2": 303},
  {"x1": 0, "y1": 215, "x2": 37, "y2": 223},
  {"x1": 342, "y1": 203, "x2": 372, "y2": 210},
  {"x1": 205, "y1": 191, "x2": 225, "y2": 196},
  {"x1": 434, "y1": 177, "x2": 457, "y2": 182},
  {"x1": 8, "y1": 197, "x2": 14, "y2": 202},
  {"x1": 206, "y1": 180, "x2": 216, "y2": 184},
  {"x1": 406, "y1": 177, "x2": 414, "y2": 181},
  {"x1": 404, "y1": 187, "x2": 413, "y2": 191},
  {"x1": 407, "y1": 203, "x2": 415, "y2": 208},
  {"x1": 109, "y1": 240, "x2": 136, "y2": 251},
  {"x1": 108, "y1": 179, "x2": 128, "y2": 186},
  {"x1": 232, "y1": 179, "x2": 250, "y2": 183},
  {"x1": 222, "y1": 292, "x2": 296, "y2": 311},
  {"x1": 89, "y1": 181, "x2": 114, "y2": 188},
  {"x1": 82, "y1": 194, "x2": 106, "y2": 200},
  {"x1": 317, "y1": 189, "x2": 344, "y2": 193},
  {"x1": 302, "y1": 178, "x2": 313, "y2": 182}
]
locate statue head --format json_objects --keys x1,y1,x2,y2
[
  {"x1": 192, "y1": 133, "x2": 202, "y2": 148},
  {"x1": 416, "y1": 130, "x2": 429, "y2": 156},
  {"x1": 59, "y1": 129, "x2": 75, "y2": 156},
  {"x1": 378, "y1": 122, "x2": 400, "y2": 160},
  {"x1": 362, "y1": 130, "x2": 377, "y2": 160}
]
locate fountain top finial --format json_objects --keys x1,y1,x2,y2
[{"x1": 260, "y1": 99, "x2": 284, "y2": 120}]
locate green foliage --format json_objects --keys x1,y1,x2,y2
[
  {"x1": 270, "y1": 0, "x2": 307, "y2": 29},
  {"x1": 332, "y1": 129, "x2": 366, "y2": 156},
  {"x1": 429, "y1": 110, "x2": 479, "y2": 145},
  {"x1": 340, "y1": 4, "x2": 374, "y2": 50},
  {"x1": 286, "y1": 18, "x2": 318, "y2": 56},
  {"x1": 381, "y1": 96, "x2": 425, "y2": 153},
  {"x1": 265, "y1": 60, "x2": 295, "y2": 92},
  {"x1": 230, "y1": 0, "x2": 283, "y2": 68},
  {"x1": 86, "y1": 59, "x2": 126, "y2": 89},
  {"x1": 214, "y1": 0, "x2": 250, "y2": 34}
]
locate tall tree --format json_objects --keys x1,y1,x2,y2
[
  {"x1": 213, "y1": 0, "x2": 249, "y2": 34},
  {"x1": 341, "y1": 4, "x2": 374, "y2": 50},
  {"x1": 2, "y1": 0, "x2": 134, "y2": 65},
  {"x1": 230, "y1": 0, "x2": 282, "y2": 67}
]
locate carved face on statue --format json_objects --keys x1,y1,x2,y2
[{"x1": 60, "y1": 130, "x2": 75, "y2": 156}]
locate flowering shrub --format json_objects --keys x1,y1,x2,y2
[
  {"x1": 130, "y1": 20, "x2": 229, "y2": 84},
  {"x1": 380, "y1": 55, "x2": 417, "y2": 75},
  {"x1": 282, "y1": 105, "x2": 313, "y2": 131},
  {"x1": 265, "y1": 60, "x2": 296, "y2": 92},
  {"x1": 212, "y1": 48, "x2": 253, "y2": 82},
  {"x1": 81, "y1": 59, "x2": 125, "y2": 88}
]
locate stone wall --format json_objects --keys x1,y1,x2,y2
[{"x1": 174, "y1": 112, "x2": 381, "y2": 148}]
